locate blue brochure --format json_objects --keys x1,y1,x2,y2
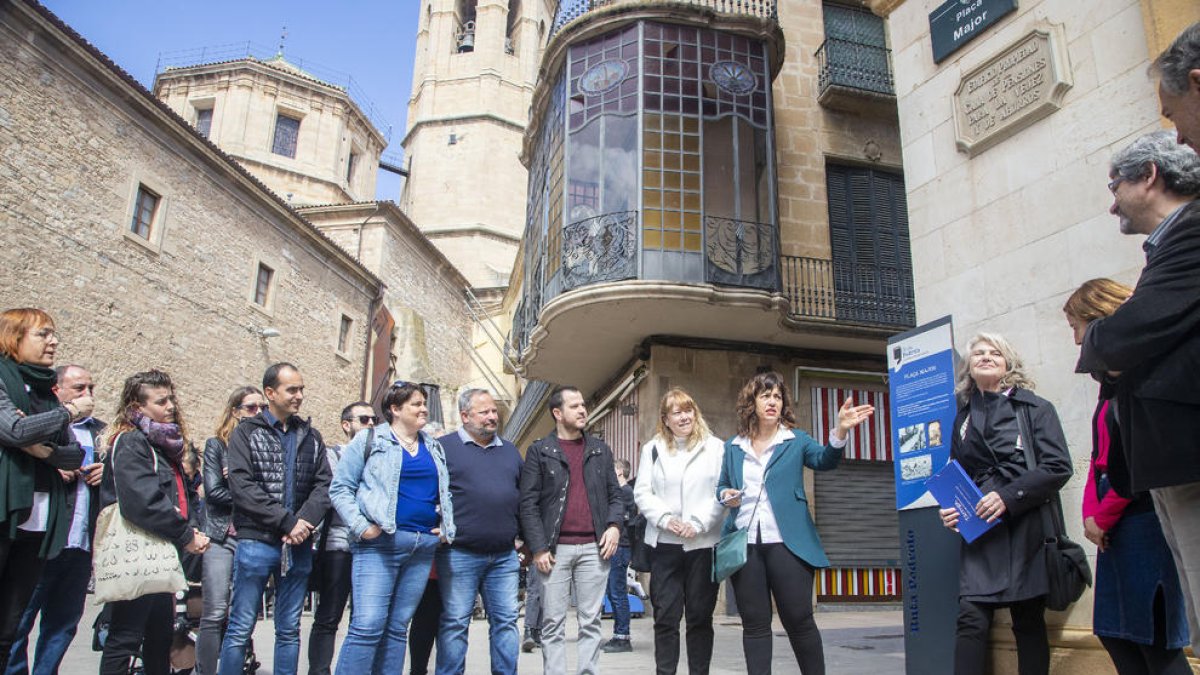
[{"x1": 924, "y1": 459, "x2": 1000, "y2": 544}]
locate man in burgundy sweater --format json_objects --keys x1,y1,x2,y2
[{"x1": 518, "y1": 386, "x2": 623, "y2": 675}]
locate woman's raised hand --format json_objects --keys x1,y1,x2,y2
[{"x1": 834, "y1": 397, "x2": 875, "y2": 440}]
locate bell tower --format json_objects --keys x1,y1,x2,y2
[{"x1": 401, "y1": 0, "x2": 543, "y2": 291}]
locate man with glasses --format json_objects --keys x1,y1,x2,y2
[
  {"x1": 5, "y1": 365, "x2": 104, "y2": 675},
  {"x1": 1079, "y1": 130, "x2": 1200, "y2": 656},
  {"x1": 307, "y1": 401, "x2": 377, "y2": 675},
  {"x1": 433, "y1": 389, "x2": 523, "y2": 675},
  {"x1": 219, "y1": 362, "x2": 331, "y2": 675}
]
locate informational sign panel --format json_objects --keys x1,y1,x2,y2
[
  {"x1": 890, "y1": 316, "x2": 961, "y2": 675},
  {"x1": 929, "y1": 0, "x2": 1018, "y2": 63},
  {"x1": 888, "y1": 316, "x2": 957, "y2": 510}
]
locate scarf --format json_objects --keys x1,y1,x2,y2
[
  {"x1": 131, "y1": 411, "x2": 186, "y2": 465},
  {"x1": 0, "y1": 355, "x2": 70, "y2": 558}
]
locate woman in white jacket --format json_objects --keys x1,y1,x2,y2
[{"x1": 634, "y1": 388, "x2": 726, "y2": 675}]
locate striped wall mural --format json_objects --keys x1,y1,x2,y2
[
  {"x1": 811, "y1": 386, "x2": 893, "y2": 462},
  {"x1": 595, "y1": 384, "x2": 641, "y2": 473},
  {"x1": 816, "y1": 567, "x2": 901, "y2": 601}
]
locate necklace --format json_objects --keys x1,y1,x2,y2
[{"x1": 397, "y1": 434, "x2": 420, "y2": 456}]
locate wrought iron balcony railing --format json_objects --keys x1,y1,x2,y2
[
  {"x1": 815, "y1": 37, "x2": 895, "y2": 98},
  {"x1": 552, "y1": 0, "x2": 778, "y2": 38},
  {"x1": 782, "y1": 255, "x2": 914, "y2": 328},
  {"x1": 561, "y1": 211, "x2": 639, "y2": 292}
]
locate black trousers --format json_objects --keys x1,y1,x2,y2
[
  {"x1": 729, "y1": 542, "x2": 824, "y2": 675},
  {"x1": 649, "y1": 543, "x2": 719, "y2": 675},
  {"x1": 408, "y1": 577, "x2": 442, "y2": 675},
  {"x1": 954, "y1": 597, "x2": 1048, "y2": 675},
  {"x1": 0, "y1": 534, "x2": 46, "y2": 673},
  {"x1": 99, "y1": 592, "x2": 174, "y2": 675},
  {"x1": 307, "y1": 550, "x2": 353, "y2": 675}
]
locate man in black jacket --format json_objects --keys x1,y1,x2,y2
[
  {"x1": 1078, "y1": 130, "x2": 1200, "y2": 655},
  {"x1": 519, "y1": 386, "x2": 622, "y2": 675},
  {"x1": 6, "y1": 364, "x2": 105, "y2": 674},
  {"x1": 217, "y1": 363, "x2": 331, "y2": 675}
]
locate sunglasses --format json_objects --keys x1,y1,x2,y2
[
  {"x1": 238, "y1": 403, "x2": 266, "y2": 413},
  {"x1": 354, "y1": 414, "x2": 378, "y2": 425}
]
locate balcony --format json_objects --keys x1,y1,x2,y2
[
  {"x1": 506, "y1": 217, "x2": 913, "y2": 392},
  {"x1": 781, "y1": 255, "x2": 915, "y2": 328},
  {"x1": 815, "y1": 37, "x2": 896, "y2": 114},
  {"x1": 552, "y1": 0, "x2": 778, "y2": 38}
]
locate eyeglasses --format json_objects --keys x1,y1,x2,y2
[
  {"x1": 237, "y1": 403, "x2": 266, "y2": 413},
  {"x1": 28, "y1": 328, "x2": 56, "y2": 341},
  {"x1": 354, "y1": 415, "x2": 378, "y2": 425},
  {"x1": 1107, "y1": 175, "x2": 1128, "y2": 194},
  {"x1": 392, "y1": 380, "x2": 414, "y2": 389}
]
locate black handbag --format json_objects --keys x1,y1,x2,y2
[
  {"x1": 1015, "y1": 407, "x2": 1092, "y2": 611},
  {"x1": 629, "y1": 446, "x2": 657, "y2": 573}
]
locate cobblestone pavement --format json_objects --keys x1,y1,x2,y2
[{"x1": 56, "y1": 601, "x2": 904, "y2": 673}]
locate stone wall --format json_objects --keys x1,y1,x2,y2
[
  {"x1": 774, "y1": 0, "x2": 905, "y2": 260},
  {"x1": 0, "y1": 3, "x2": 379, "y2": 442},
  {"x1": 882, "y1": 0, "x2": 1199, "y2": 667}
]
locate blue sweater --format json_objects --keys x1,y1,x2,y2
[{"x1": 438, "y1": 429, "x2": 523, "y2": 553}]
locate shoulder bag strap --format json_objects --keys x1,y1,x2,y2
[
  {"x1": 1014, "y1": 405, "x2": 1065, "y2": 539},
  {"x1": 361, "y1": 426, "x2": 377, "y2": 463}
]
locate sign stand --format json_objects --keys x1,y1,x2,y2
[{"x1": 888, "y1": 316, "x2": 961, "y2": 675}]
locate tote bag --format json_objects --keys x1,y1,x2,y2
[{"x1": 92, "y1": 432, "x2": 188, "y2": 604}]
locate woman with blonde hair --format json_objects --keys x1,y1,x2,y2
[
  {"x1": 633, "y1": 388, "x2": 726, "y2": 674},
  {"x1": 939, "y1": 333, "x2": 1073, "y2": 675},
  {"x1": 1065, "y1": 280, "x2": 1190, "y2": 674},
  {"x1": 195, "y1": 385, "x2": 265, "y2": 675},
  {"x1": 99, "y1": 369, "x2": 209, "y2": 675},
  {"x1": 0, "y1": 308, "x2": 91, "y2": 672}
]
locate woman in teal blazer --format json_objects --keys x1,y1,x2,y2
[{"x1": 717, "y1": 371, "x2": 874, "y2": 675}]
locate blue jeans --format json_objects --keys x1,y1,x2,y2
[
  {"x1": 434, "y1": 548, "x2": 520, "y2": 675},
  {"x1": 606, "y1": 546, "x2": 631, "y2": 639},
  {"x1": 5, "y1": 548, "x2": 91, "y2": 675},
  {"x1": 216, "y1": 540, "x2": 313, "y2": 675},
  {"x1": 334, "y1": 530, "x2": 438, "y2": 675}
]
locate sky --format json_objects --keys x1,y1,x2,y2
[{"x1": 41, "y1": 0, "x2": 421, "y2": 200}]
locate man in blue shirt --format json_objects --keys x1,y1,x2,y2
[
  {"x1": 220, "y1": 363, "x2": 330, "y2": 675},
  {"x1": 435, "y1": 389, "x2": 523, "y2": 675},
  {"x1": 6, "y1": 365, "x2": 104, "y2": 675}
]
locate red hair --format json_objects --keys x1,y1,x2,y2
[{"x1": 0, "y1": 308, "x2": 54, "y2": 360}]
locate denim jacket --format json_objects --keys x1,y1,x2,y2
[{"x1": 329, "y1": 423, "x2": 456, "y2": 543}]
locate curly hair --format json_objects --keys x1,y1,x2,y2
[
  {"x1": 953, "y1": 333, "x2": 1036, "y2": 405},
  {"x1": 735, "y1": 371, "x2": 796, "y2": 438}
]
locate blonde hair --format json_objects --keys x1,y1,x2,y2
[
  {"x1": 954, "y1": 332, "x2": 1036, "y2": 405},
  {"x1": 214, "y1": 385, "x2": 263, "y2": 444},
  {"x1": 654, "y1": 388, "x2": 712, "y2": 450},
  {"x1": 1063, "y1": 278, "x2": 1133, "y2": 323}
]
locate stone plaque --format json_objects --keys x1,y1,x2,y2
[{"x1": 952, "y1": 25, "x2": 1072, "y2": 156}]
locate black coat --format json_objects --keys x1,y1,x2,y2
[
  {"x1": 518, "y1": 432, "x2": 623, "y2": 555},
  {"x1": 951, "y1": 388, "x2": 1072, "y2": 602},
  {"x1": 1077, "y1": 199, "x2": 1200, "y2": 493},
  {"x1": 99, "y1": 429, "x2": 196, "y2": 549},
  {"x1": 202, "y1": 437, "x2": 234, "y2": 541},
  {"x1": 226, "y1": 414, "x2": 330, "y2": 544}
]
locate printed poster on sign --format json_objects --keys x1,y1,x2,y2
[{"x1": 888, "y1": 316, "x2": 957, "y2": 510}]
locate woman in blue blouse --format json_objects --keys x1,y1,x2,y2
[
  {"x1": 329, "y1": 382, "x2": 455, "y2": 675},
  {"x1": 718, "y1": 371, "x2": 873, "y2": 675}
]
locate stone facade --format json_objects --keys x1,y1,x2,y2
[
  {"x1": 400, "y1": 0, "x2": 543, "y2": 290},
  {"x1": 300, "y1": 202, "x2": 478, "y2": 411},
  {"x1": 775, "y1": 0, "x2": 905, "y2": 260},
  {"x1": 154, "y1": 58, "x2": 387, "y2": 208},
  {"x1": 878, "y1": 0, "x2": 1200, "y2": 669},
  {"x1": 0, "y1": 1, "x2": 381, "y2": 440}
]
